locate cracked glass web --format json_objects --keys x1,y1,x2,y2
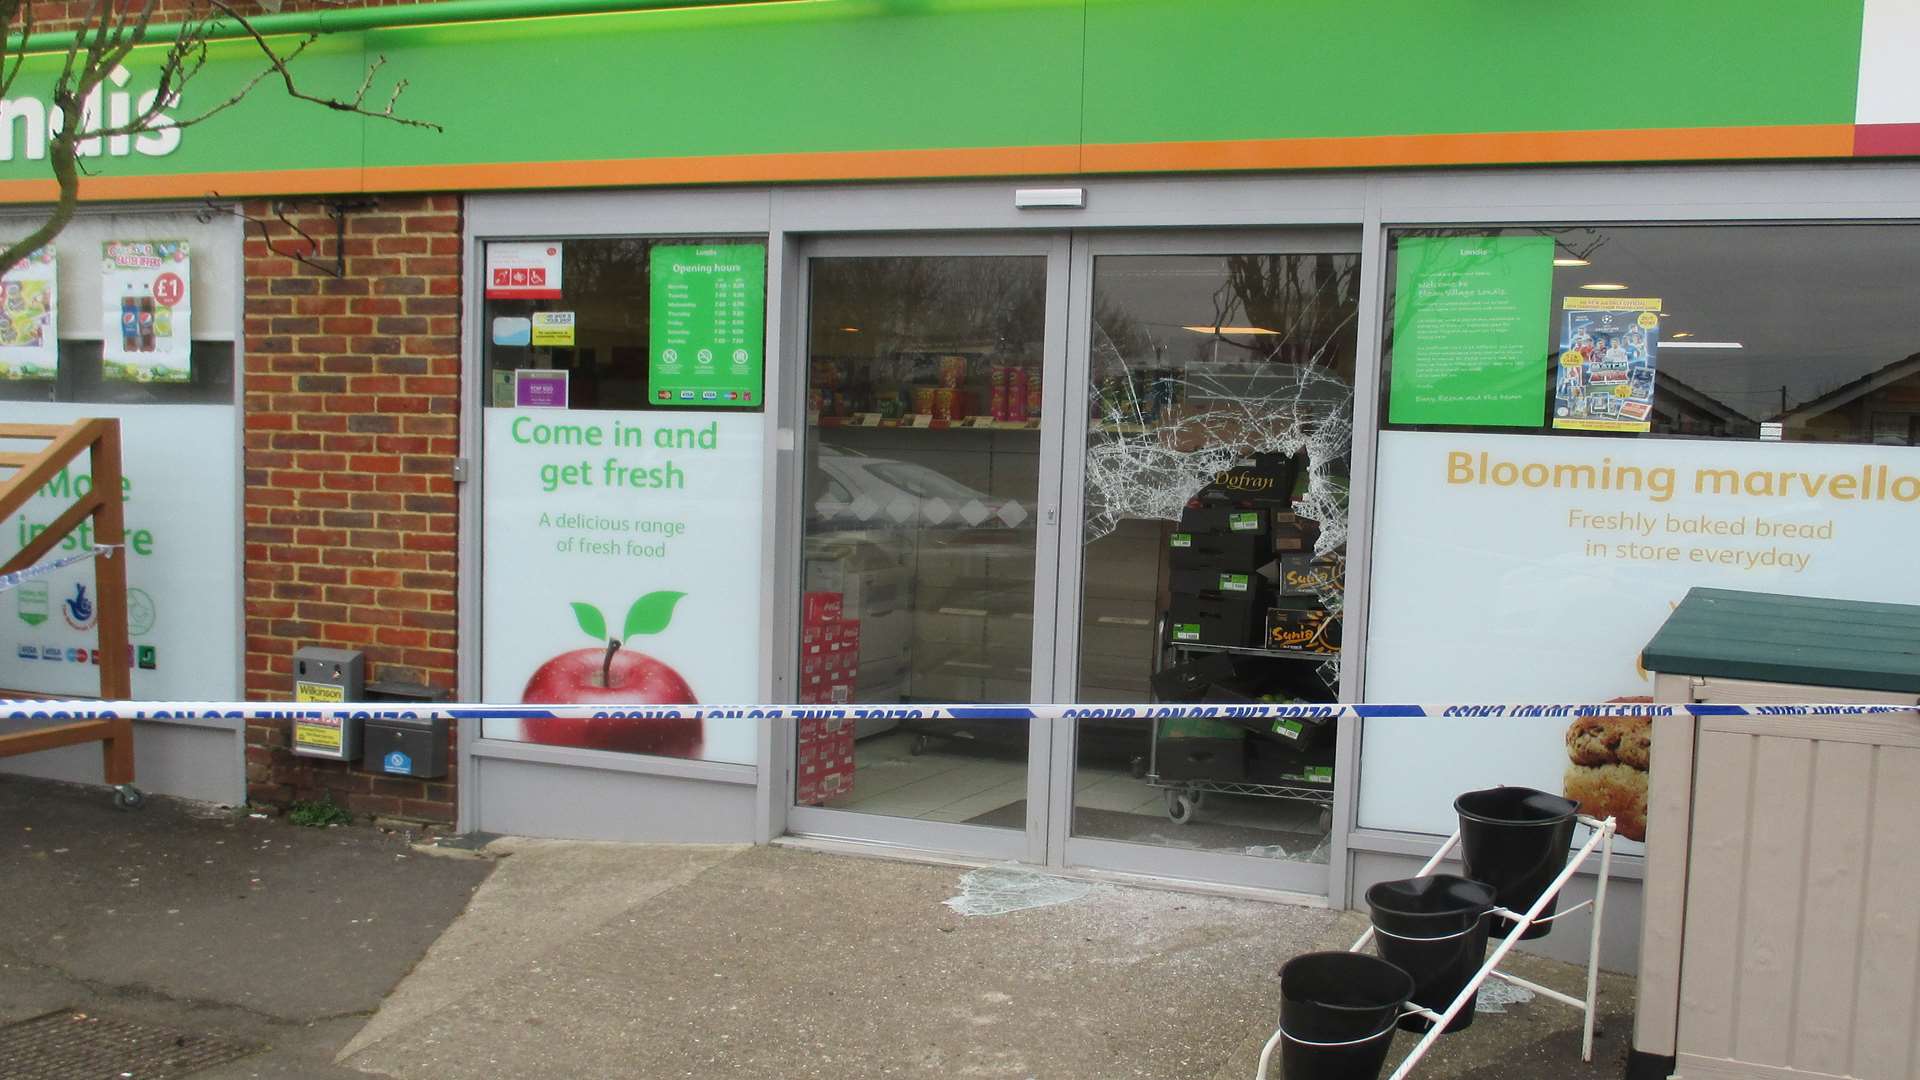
[{"x1": 1082, "y1": 254, "x2": 1358, "y2": 681}]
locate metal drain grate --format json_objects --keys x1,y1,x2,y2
[{"x1": 0, "y1": 1010, "x2": 260, "y2": 1080}]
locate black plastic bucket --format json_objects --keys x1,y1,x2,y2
[
  {"x1": 1365, "y1": 875, "x2": 1496, "y2": 1033},
  {"x1": 1278, "y1": 951, "x2": 1414, "y2": 1080},
  {"x1": 1454, "y1": 787, "x2": 1579, "y2": 941}
]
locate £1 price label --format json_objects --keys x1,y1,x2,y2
[{"x1": 153, "y1": 272, "x2": 185, "y2": 307}]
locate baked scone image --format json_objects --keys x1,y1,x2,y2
[{"x1": 1564, "y1": 710, "x2": 1651, "y2": 842}]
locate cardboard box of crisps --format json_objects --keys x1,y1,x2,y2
[{"x1": 1262, "y1": 607, "x2": 1341, "y2": 654}]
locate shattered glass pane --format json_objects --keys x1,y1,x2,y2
[
  {"x1": 1069, "y1": 252, "x2": 1356, "y2": 864},
  {"x1": 1084, "y1": 253, "x2": 1359, "y2": 662},
  {"x1": 943, "y1": 866, "x2": 1095, "y2": 917}
]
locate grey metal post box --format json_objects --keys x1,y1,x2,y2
[
  {"x1": 291, "y1": 646, "x2": 365, "y2": 760},
  {"x1": 362, "y1": 714, "x2": 449, "y2": 779}
]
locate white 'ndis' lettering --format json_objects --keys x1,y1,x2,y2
[{"x1": 0, "y1": 65, "x2": 181, "y2": 163}]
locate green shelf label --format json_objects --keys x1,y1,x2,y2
[
  {"x1": 1229, "y1": 512, "x2": 1261, "y2": 532},
  {"x1": 1218, "y1": 573, "x2": 1250, "y2": 592},
  {"x1": 1172, "y1": 624, "x2": 1201, "y2": 641},
  {"x1": 1170, "y1": 533, "x2": 1192, "y2": 548}
]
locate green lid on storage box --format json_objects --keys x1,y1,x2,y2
[{"x1": 1642, "y1": 587, "x2": 1920, "y2": 694}]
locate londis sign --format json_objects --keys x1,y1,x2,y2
[{"x1": 0, "y1": 64, "x2": 180, "y2": 163}]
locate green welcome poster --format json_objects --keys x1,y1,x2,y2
[
  {"x1": 648, "y1": 243, "x2": 766, "y2": 408},
  {"x1": 1389, "y1": 235, "x2": 1553, "y2": 426}
]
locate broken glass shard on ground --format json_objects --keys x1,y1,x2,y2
[
  {"x1": 943, "y1": 866, "x2": 1095, "y2": 917},
  {"x1": 1476, "y1": 978, "x2": 1537, "y2": 1013}
]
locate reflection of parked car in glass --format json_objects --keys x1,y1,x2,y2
[{"x1": 811, "y1": 446, "x2": 1032, "y2": 531}]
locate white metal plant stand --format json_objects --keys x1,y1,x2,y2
[{"x1": 1255, "y1": 814, "x2": 1617, "y2": 1080}]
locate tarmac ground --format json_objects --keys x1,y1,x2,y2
[{"x1": 0, "y1": 774, "x2": 1636, "y2": 1079}]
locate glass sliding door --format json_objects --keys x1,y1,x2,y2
[
  {"x1": 1056, "y1": 232, "x2": 1361, "y2": 894},
  {"x1": 782, "y1": 228, "x2": 1360, "y2": 891},
  {"x1": 786, "y1": 236, "x2": 1068, "y2": 861}
]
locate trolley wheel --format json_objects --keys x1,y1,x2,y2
[
  {"x1": 1167, "y1": 790, "x2": 1196, "y2": 825},
  {"x1": 909, "y1": 734, "x2": 931, "y2": 756},
  {"x1": 1190, "y1": 789, "x2": 1208, "y2": 809},
  {"x1": 112, "y1": 785, "x2": 146, "y2": 812},
  {"x1": 1317, "y1": 807, "x2": 1333, "y2": 832},
  {"x1": 1129, "y1": 755, "x2": 1147, "y2": 780}
]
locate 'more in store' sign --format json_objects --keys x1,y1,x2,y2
[{"x1": 0, "y1": 65, "x2": 181, "y2": 162}]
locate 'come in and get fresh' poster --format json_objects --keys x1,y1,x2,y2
[{"x1": 479, "y1": 409, "x2": 764, "y2": 764}]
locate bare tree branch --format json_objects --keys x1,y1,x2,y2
[
  {"x1": 0, "y1": 1, "x2": 33, "y2": 101},
  {"x1": 0, "y1": 0, "x2": 439, "y2": 271},
  {"x1": 205, "y1": 0, "x2": 439, "y2": 130},
  {"x1": 200, "y1": 195, "x2": 374, "y2": 278}
]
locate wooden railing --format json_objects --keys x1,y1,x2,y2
[{"x1": 0, "y1": 419, "x2": 135, "y2": 797}]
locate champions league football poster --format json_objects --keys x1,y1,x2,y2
[{"x1": 1552, "y1": 296, "x2": 1659, "y2": 433}]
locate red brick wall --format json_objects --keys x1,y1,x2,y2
[{"x1": 240, "y1": 194, "x2": 464, "y2": 824}]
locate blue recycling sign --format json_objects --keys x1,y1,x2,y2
[{"x1": 383, "y1": 751, "x2": 413, "y2": 775}]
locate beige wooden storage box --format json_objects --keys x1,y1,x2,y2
[{"x1": 1634, "y1": 589, "x2": 1920, "y2": 1080}]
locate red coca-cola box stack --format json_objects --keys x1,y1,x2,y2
[
  {"x1": 799, "y1": 592, "x2": 861, "y2": 705},
  {"x1": 795, "y1": 715, "x2": 856, "y2": 805},
  {"x1": 796, "y1": 592, "x2": 859, "y2": 803}
]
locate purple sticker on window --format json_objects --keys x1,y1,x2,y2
[{"x1": 514, "y1": 370, "x2": 568, "y2": 409}]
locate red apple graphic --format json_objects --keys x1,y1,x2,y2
[{"x1": 521, "y1": 591, "x2": 703, "y2": 757}]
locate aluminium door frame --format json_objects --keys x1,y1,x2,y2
[
  {"x1": 780, "y1": 230, "x2": 1074, "y2": 865},
  {"x1": 1049, "y1": 226, "x2": 1365, "y2": 898}
]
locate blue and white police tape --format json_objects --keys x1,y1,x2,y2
[
  {"x1": 0, "y1": 544, "x2": 119, "y2": 595},
  {"x1": 3, "y1": 702, "x2": 1915, "y2": 724}
]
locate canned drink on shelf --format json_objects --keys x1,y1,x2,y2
[
  {"x1": 1012, "y1": 367, "x2": 1031, "y2": 420},
  {"x1": 912, "y1": 387, "x2": 937, "y2": 416},
  {"x1": 989, "y1": 384, "x2": 1008, "y2": 420},
  {"x1": 931, "y1": 387, "x2": 955, "y2": 420},
  {"x1": 939, "y1": 355, "x2": 969, "y2": 389}
]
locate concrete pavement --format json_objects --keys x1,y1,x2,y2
[
  {"x1": 2, "y1": 773, "x2": 1636, "y2": 1078},
  {"x1": 0, "y1": 773, "x2": 491, "y2": 1078}
]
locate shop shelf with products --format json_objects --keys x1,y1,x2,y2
[
  {"x1": 810, "y1": 344, "x2": 1044, "y2": 429},
  {"x1": 1140, "y1": 455, "x2": 1346, "y2": 827},
  {"x1": 1147, "y1": 640, "x2": 1339, "y2": 827},
  {"x1": 812, "y1": 414, "x2": 1042, "y2": 432}
]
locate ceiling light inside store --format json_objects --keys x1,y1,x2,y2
[
  {"x1": 1553, "y1": 258, "x2": 1591, "y2": 267},
  {"x1": 1661, "y1": 341, "x2": 1743, "y2": 349},
  {"x1": 838, "y1": 326, "x2": 861, "y2": 333},
  {"x1": 1672, "y1": 332, "x2": 1693, "y2": 338},
  {"x1": 1182, "y1": 325, "x2": 1281, "y2": 335},
  {"x1": 1580, "y1": 283, "x2": 1630, "y2": 291}
]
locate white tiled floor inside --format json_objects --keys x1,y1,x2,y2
[
  {"x1": 822, "y1": 728, "x2": 1029, "y2": 824},
  {"x1": 822, "y1": 728, "x2": 1329, "y2": 845}
]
